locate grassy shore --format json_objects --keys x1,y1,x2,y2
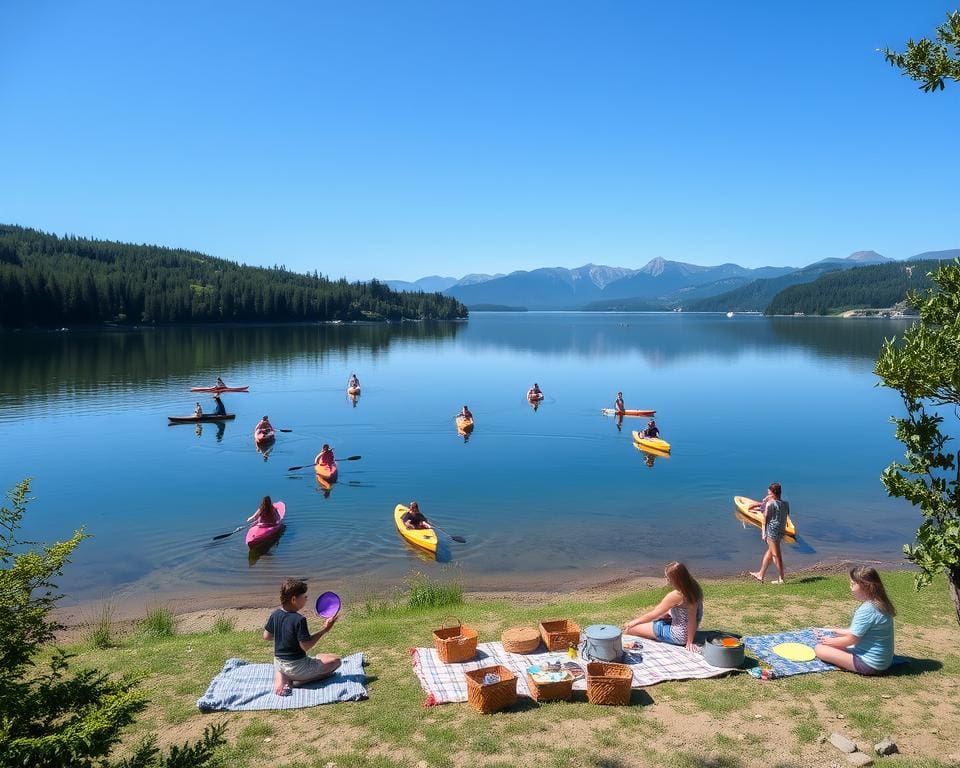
[{"x1": 63, "y1": 571, "x2": 958, "y2": 768}]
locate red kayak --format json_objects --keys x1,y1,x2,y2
[
  {"x1": 315, "y1": 460, "x2": 338, "y2": 484},
  {"x1": 191, "y1": 385, "x2": 249, "y2": 393},
  {"x1": 255, "y1": 428, "x2": 276, "y2": 446},
  {"x1": 246, "y1": 501, "x2": 286, "y2": 548}
]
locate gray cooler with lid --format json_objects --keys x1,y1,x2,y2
[{"x1": 580, "y1": 624, "x2": 623, "y2": 662}]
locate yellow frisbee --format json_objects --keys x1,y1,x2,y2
[{"x1": 772, "y1": 642, "x2": 816, "y2": 662}]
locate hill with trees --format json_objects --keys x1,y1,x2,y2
[
  {"x1": 765, "y1": 260, "x2": 943, "y2": 315},
  {"x1": 0, "y1": 225, "x2": 466, "y2": 328}
]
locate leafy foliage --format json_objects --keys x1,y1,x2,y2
[
  {"x1": 0, "y1": 224, "x2": 466, "y2": 328},
  {"x1": 0, "y1": 479, "x2": 226, "y2": 767},
  {"x1": 875, "y1": 261, "x2": 960, "y2": 622},
  {"x1": 883, "y1": 10, "x2": 960, "y2": 92},
  {"x1": 765, "y1": 260, "x2": 940, "y2": 315}
]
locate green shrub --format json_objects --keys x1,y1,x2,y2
[
  {"x1": 212, "y1": 613, "x2": 234, "y2": 634},
  {"x1": 140, "y1": 605, "x2": 176, "y2": 638},
  {"x1": 85, "y1": 600, "x2": 115, "y2": 649},
  {"x1": 406, "y1": 573, "x2": 463, "y2": 609}
]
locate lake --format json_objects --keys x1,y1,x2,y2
[{"x1": 0, "y1": 313, "x2": 920, "y2": 609}]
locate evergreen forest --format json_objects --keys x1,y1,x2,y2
[
  {"x1": 765, "y1": 259, "x2": 942, "y2": 315},
  {"x1": 0, "y1": 225, "x2": 467, "y2": 328}
]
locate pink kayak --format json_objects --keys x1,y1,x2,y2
[
  {"x1": 255, "y1": 428, "x2": 276, "y2": 446},
  {"x1": 246, "y1": 501, "x2": 286, "y2": 548}
]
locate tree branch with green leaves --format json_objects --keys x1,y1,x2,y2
[{"x1": 883, "y1": 10, "x2": 960, "y2": 92}]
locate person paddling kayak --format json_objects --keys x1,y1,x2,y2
[
  {"x1": 247, "y1": 495, "x2": 281, "y2": 527},
  {"x1": 315, "y1": 444, "x2": 335, "y2": 468},
  {"x1": 211, "y1": 396, "x2": 227, "y2": 417},
  {"x1": 401, "y1": 501, "x2": 432, "y2": 530},
  {"x1": 641, "y1": 419, "x2": 660, "y2": 438},
  {"x1": 194, "y1": 401, "x2": 203, "y2": 417},
  {"x1": 348, "y1": 373, "x2": 360, "y2": 389},
  {"x1": 216, "y1": 376, "x2": 226, "y2": 388},
  {"x1": 255, "y1": 415, "x2": 274, "y2": 435}
]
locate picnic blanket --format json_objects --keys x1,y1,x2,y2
[
  {"x1": 743, "y1": 629, "x2": 909, "y2": 678},
  {"x1": 197, "y1": 652, "x2": 367, "y2": 711},
  {"x1": 412, "y1": 638, "x2": 733, "y2": 705}
]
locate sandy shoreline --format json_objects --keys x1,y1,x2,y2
[{"x1": 54, "y1": 556, "x2": 910, "y2": 642}]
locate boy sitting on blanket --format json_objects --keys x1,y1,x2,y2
[{"x1": 264, "y1": 579, "x2": 341, "y2": 696}]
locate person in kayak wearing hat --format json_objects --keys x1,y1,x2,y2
[
  {"x1": 401, "y1": 501, "x2": 432, "y2": 530},
  {"x1": 264, "y1": 578, "x2": 341, "y2": 696},
  {"x1": 623, "y1": 561, "x2": 704, "y2": 652},
  {"x1": 641, "y1": 419, "x2": 660, "y2": 438},
  {"x1": 614, "y1": 392, "x2": 625, "y2": 413}
]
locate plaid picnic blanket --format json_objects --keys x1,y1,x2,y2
[
  {"x1": 743, "y1": 628, "x2": 909, "y2": 678},
  {"x1": 197, "y1": 652, "x2": 367, "y2": 711},
  {"x1": 412, "y1": 638, "x2": 732, "y2": 705}
]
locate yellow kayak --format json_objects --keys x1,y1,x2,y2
[
  {"x1": 734, "y1": 496, "x2": 797, "y2": 537},
  {"x1": 394, "y1": 504, "x2": 438, "y2": 554},
  {"x1": 632, "y1": 431, "x2": 671, "y2": 453}
]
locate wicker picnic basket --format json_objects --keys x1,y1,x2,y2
[
  {"x1": 586, "y1": 661, "x2": 633, "y2": 706},
  {"x1": 432, "y1": 617, "x2": 478, "y2": 663},
  {"x1": 501, "y1": 626, "x2": 541, "y2": 654},
  {"x1": 526, "y1": 673, "x2": 574, "y2": 702},
  {"x1": 538, "y1": 618, "x2": 582, "y2": 652},
  {"x1": 465, "y1": 665, "x2": 518, "y2": 713}
]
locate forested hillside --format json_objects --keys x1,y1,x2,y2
[
  {"x1": 0, "y1": 225, "x2": 466, "y2": 328},
  {"x1": 686, "y1": 263, "x2": 845, "y2": 312},
  {"x1": 765, "y1": 260, "x2": 942, "y2": 315}
]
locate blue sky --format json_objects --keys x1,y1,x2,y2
[{"x1": 1, "y1": 1, "x2": 957, "y2": 281}]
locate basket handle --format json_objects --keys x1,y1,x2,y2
[{"x1": 439, "y1": 616, "x2": 462, "y2": 631}]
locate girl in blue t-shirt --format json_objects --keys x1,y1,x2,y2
[{"x1": 814, "y1": 566, "x2": 895, "y2": 675}]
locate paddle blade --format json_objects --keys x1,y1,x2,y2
[
  {"x1": 212, "y1": 526, "x2": 242, "y2": 540},
  {"x1": 344, "y1": 455, "x2": 362, "y2": 461},
  {"x1": 450, "y1": 535, "x2": 467, "y2": 543},
  {"x1": 278, "y1": 428, "x2": 293, "y2": 433},
  {"x1": 287, "y1": 464, "x2": 308, "y2": 472}
]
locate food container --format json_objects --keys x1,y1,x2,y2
[
  {"x1": 501, "y1": 626, "x2": 541, "y2": 654},
  {"x1": 702, "y1": 635, "x2": 745, "y2": 668},
  {"x1": 580, "y1": 624, "x2": 623, "y2": 662},
  {"x1": 465, "y1": 665, "x2": 518, "y2": 713},
  {"x1": 539, "y1": 618, "x2": 582, "y2": 652}
]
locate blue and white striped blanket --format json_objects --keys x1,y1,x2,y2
[{"x1": 197, "y1": 652, "x2": 367, "y2": 711}]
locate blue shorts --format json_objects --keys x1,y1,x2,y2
[
  {"x1": 652, "y1": 619, "x2": 682, "y2": 645},
  {"x1": 852, "y1": 654, "x2": 885, "y2": 676}
]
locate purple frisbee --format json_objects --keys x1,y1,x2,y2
[{"x1": 315, "y1": 591, "x2": 341, "y2": 618}]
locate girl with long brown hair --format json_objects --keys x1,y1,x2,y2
[
  {"x1": 814, "y1": 566, "x2": 896, "y2": 674},
  {"x1": 623, "y1": 561, "x2": 704, "y2": 652}
]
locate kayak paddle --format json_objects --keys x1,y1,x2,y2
[
  {"x1": 212, "y1": 525, "x2": 246, "y2": 541},
  {"x1": 286, "y1": 455, "x2": 361, "y2": 472},
  {"x1": 430, "y1": 524, "x2": 467, "y2": 544}
]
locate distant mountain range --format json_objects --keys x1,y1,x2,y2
[{"x1": 385, "y1": 249, "x2": 958, "y2": 312}]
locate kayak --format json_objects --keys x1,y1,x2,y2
[
  {"x1": 601, "y1": 408, "x2": 656, "y2": 417},
  {"x1": 315, "y1": 460, "x2": 338, "y2": 483},
  {"x1": 246, "y1": 501, "x2": 286, "y2": 548},
  {"x1": 347, "y1": 385, "x2": 361, "y2": 396},
  {"x1": 394, "y1": 504, "x2": 438, "y2": 554},
  {"x1": 631, "y1": 432, "x2": 671, "y2": 453},
  {"x1": 168, "y1": 414, "x2": 236, "y2": 423},
  {"x1": 456, "y1": 415, "x2": 474, "y2": 432},
  {"x1": 734, "y1": 496, "x2": 797, "y2": 537},
  {"x1": 255, "y1": 428, "x2": 276, "y2": 445},
  {"x1": 190, "y1": 385, "x2": 249, "y2": 393},
  {"x1": 527, "y1": 391, "x2": 544, "y2": 401}
]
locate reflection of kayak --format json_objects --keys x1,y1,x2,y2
[
  {"x1": 601, "y1": 408, "x2": 656, "y2": 417},
  {"x1": 255, "y1": 428, "x2": 276, "y2": 446},
  {"x1": 347, "y1": 386, "x2": 361, "y2": 396},
  {"x1": 631, "y1": 432, "x2": 671, "y2": 453},
  {"x1": 456, "y1": 415, "x2": 474, "y2": 432},
  {"x1": 527, "y1": 391, "x2": 544, "y2": 401},
  {"x1": 168, "y1": 414, "x2": 236, "y2": 423},
  {"x1": 190, "y1": 385, "x2": 249, "y2": 393},
  {"x1": 394, "y1": 504, "x2": 437, "y2": 554},
  {"x1": 315, "y1": 460, "x2": 338, "y2": 483},
  {"x1": 734, "y1": 496, "x2": 797, "y2": 537},
  {"x1": 246, "y1": 501, "x2": 286, "y2": 548}
]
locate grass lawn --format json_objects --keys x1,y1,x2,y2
[{"x1": 63, "y1": 571, "x2": 959, "y2": 768}]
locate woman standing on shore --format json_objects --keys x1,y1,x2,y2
[
  {"x1": 749, "y1": 482, "x2": 788, "y2": 584},
  {"x1": 814, "y1": 566, "x2": 895, "y2": 675}
]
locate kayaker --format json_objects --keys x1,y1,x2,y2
[
  {"x1": 211, "y1": 396, "x2": 226, "y2": 417},
  {"x1": 348, "y1": 373, "x2": 360, "y2": 388},
  {"x1": 247, "y1": 495, "x2": 280, "y2": 527},
  {"x1": 215, "y1": 376, "x2": 226, "y2": 388},
  {"x1": 623, "y1": 561, "x2": 703, "y2": 652},
  {"x1": 194, "y1": 402, "x2": 203, "y2": 417},
  {"x1": 641, "y1": 419, "x2": 660, "y2": 438},
  {"x1": 615, "y1": 392, "x2": 625, "y2": 413},
  {"x1": 401, "y1": 501, "x2": 432, "y2": 530},
  {"x1": 749, "y1": 482, "x2": 789, "y2": 584},
  {"x1": 255, "y1": 415, "x2": 274, "y2": 435},
  {"x1": 813, "y1": 566, "x2": 896, "y2": 675},
  {"x1": 459, "y1": 405, "x2": 473, "y2": 421},
  {"x1": 315, "y1": 443, "x2": 334, "y2": 467},
  {"x1": 264, "y1": 578, "x2": 341, "y2": 696},
  {"x1": 530, "y1": 383, "x2": 542, "y2": 396}
]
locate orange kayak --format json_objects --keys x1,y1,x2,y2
[{"x1": 315, "y1": 460, "x2": 338, "y2": 483}]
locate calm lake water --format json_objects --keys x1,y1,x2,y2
[{"x1": 0, "y1": 313, "x2": 921, "y2": 608}]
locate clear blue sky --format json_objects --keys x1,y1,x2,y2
[{"x1": 1, "y1": 1, "x2": 957, "y2": 281}]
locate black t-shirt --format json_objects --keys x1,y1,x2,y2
[
  {"x1": 265, "y1": 608, "x2": 310, "y2": 660},
  {"x1": 402, "y1": 509, "x2": 427, "y2": 526}
]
